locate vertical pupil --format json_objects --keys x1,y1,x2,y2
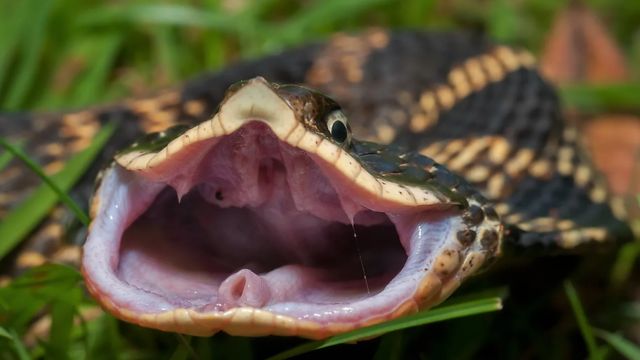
[{"x1": 331, "y1": 121, "x2": 347, "y2": 142}]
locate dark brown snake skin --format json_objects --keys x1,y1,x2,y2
[{"x1": 0, "y1": 29, "x2": 633, "y2": 277}]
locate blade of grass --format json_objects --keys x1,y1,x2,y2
[
  {"x1": 153, "y1": 27, "x2": 180, "y2": 84},
  {"x1": 564, "y1": 281, "x2": 599, "y2": 358},
  {"x1": 267, "y1": 296, "x2": 502, "y2": 360},
  {"x1": 41, "y1": 31, "x2": 125, "y2": 109},
  {"x1": 171, "y1": 334, "x2": 200, "y2": 360},
  {"x1": 272, "y1": 0, "x2": 390, "y2": 46},
  {"x1": 47, "y1": 300, "x2": 76, "y2": 359},
  {"x1": 443, "y1": 286, "x2": 508, "y2": 305},
  {"x1": 72, "y1": 306, "x2": 91, "y2": 359},
  {"x1": 0, "y1": 264, "x2": 83, "y2": 338},
  {"x1": 3, "y1": 0, "x2": 54, "y2": 109},
  {"x1": 0, "y1": 327, "x2": 31, "y2": 360},
  {"x1": 0, "y1": 139, "x2": 89, "y2": 225},
  {"x1": 285, "y1": 0, "x2": 390, "y2": 31},
  {"x1": 84, "y1": 314, "x2": 125, "y2": 359},
  {"x1": 0, "y1": 142, "x2": 18, "y2": 171},
  {"x1": 0, "y1": 122, "x2": 116, "y2": 260},
  {"x1": 169, "y1": 344, "x2": 190, "y2": 360},
  {"x1": 594, "y1": 329, "x2": 640, "y2": 360},
  {"x1": 0, "y1": 327, "x2": 10, "y2": 340},
  {"x1": 610, "y1": 242, "x2": 640, "y2": 289},
  {"x1": 66, "y1": 33, "x2": 124, "y2": 107},
  {"x1": 0, "y1": 1, "x2": 33, "y2": 98}
]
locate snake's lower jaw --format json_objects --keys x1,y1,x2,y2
[{"x1": 82, "y1": 78, "x2": 501, "y2": 338}]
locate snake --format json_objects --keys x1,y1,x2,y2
[{"x1": 0, "y1": 29, "x2": 633, "y2": 339}]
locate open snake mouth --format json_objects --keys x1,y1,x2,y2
[{"x1": 82, "y1": 78, "x2": 501, "y2": 338}]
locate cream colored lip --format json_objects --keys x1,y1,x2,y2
[
  {"x1": 116, "y1": 76, "x2": 448, "y2": 209},
  {"x1": 83, "y1": 267, "x2": 449, "y2": 339}
]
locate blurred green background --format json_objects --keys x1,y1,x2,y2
[
  {"x1": 1, "y1": 0, "x2": 640, "y2": 359},
  {"x1": 1, "y1": 0, "x2": 639, "y2": 112}
]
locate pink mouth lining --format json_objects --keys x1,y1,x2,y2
[{"x1": 83, "y1": 122, "x2": 459, "y2": 324}]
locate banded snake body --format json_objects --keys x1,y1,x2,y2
[{"x1": 0, "y1": 29, "x2": 633, "y2": 339}]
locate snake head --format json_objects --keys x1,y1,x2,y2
[{"x1": 82, "y1": 77, "x2": 502, "y2": 339}]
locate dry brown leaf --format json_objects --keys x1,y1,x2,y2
[
  {"x1": 541, "y1": 2, "x2": 638, "y2": 202},
  {"x1": 582, "y1": 116, "x2": 640, "y2": 196},
  {"x1": 541, "y1": 2, "x2": 628, "y2": 84}
]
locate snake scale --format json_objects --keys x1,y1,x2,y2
[{"x1": 0, "y1": 29, "x2": 633, "y2": 338}]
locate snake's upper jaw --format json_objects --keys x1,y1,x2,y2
[{"x1": 82, "y1": 77, "x2": 502, "y2": 339}]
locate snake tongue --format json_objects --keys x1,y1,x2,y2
[{"x1": 82, "y1": 78, "x2": 500, "y2": 338}]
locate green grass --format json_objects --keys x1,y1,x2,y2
[
  {"x1": 1, "y1": 0, "x2": 640, "y2": 359},
  {"x1": 0, "y1": 123, "x2": 115, "y2": 259},
  {"x1": 0, "y1": 139, "x2": 91, "y2": 226},
  {"x1": 565, "y1": 280, "x2": 640, "y2": 360},
  {"x1": 268, "y1": 296, "x2": 503, "y2": 360},
  {"x1": 564, "y1": 280, "x2": 600, "y2": 358}
]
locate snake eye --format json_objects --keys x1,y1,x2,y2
[{"x1": 325, "y1": 110, "x2": 350, "y2": 145}]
